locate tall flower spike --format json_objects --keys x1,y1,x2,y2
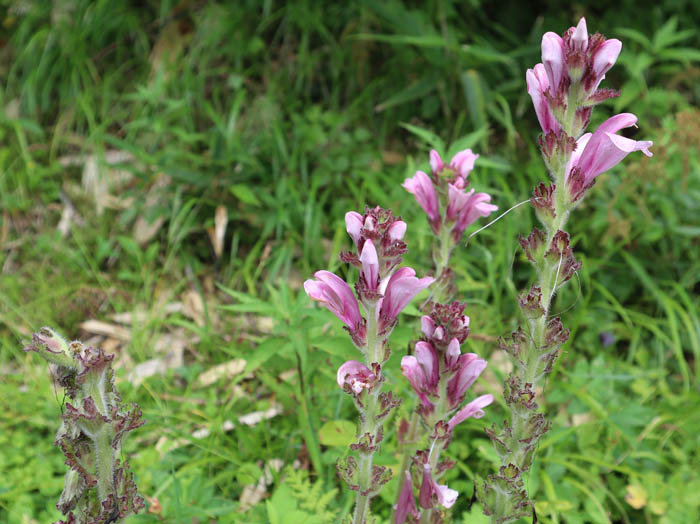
[
  {"x1": 24, "y1": 329, "x2": 145, "y2": 523},
  {"x1": 480, "y1": 17, "x2": 652, "y2": 523},
  {"x1": 310, "y1": 206, "x2": 431, "y2": 524}
]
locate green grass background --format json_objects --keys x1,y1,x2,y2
[{"x1": 1, "y1": 1, "x2": 699, "y2": 522}]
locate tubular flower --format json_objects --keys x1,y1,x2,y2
[
  {"x1": 403, "y1": 171, "x2": 440, "y2": 225},
  {"x1": 447, "y1": 394, "x2": 494, "y2": 430},
  {"x1": 446, "y1": 342, "x2": 488, "y2": 408},
  {"x1": 394, "y1": 471, "x2": 419, "y2": 524},
  {"x1": 304, "y1": 271, "x2": 363, "y2": 330},
  {"x1": 379, "y1": 268, "x2": 434, "y2": 327},
  {"x1": 401, "y1": 341, "x2": 439, "y2": 410},
  {"x1": 418, "y1": 464, "x2": 458, "y2": 509},
  {"x1": 566, "y1": 113, "x2": 653, "y2": 200},
  {"x1": 359, "y1": 239, "x2": 380, "y2": 294},
  {"x1": 526, "y1": 63, "x2": 560, "y2": 134},
  {"x1": 337, "y1": 360, "x2": 377, "y2": 395},
  {"x1": 452, "y1": 191, "x2": 498, "y2": 241}
]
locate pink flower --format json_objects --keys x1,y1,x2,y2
[
  {"x1": 387, "y1": 220, "x2": 407, "y2": 242},
  {"x1": 447, "y1": 394, "x2": 494, "y2": 430},
  {"x1": 445, "y1": 338, "x2": 461, "y2": 370},
  {"x1": 337, "y1": 360, "x2": 376, "y2": 394},
  {"x1": 429, "y1": 149, "x2": 443, "y2": 173},
  {"x1": 447, "y1": 353, "x2": 487, "y2": 407},
  {"x1": 446, "y1": 184, "x2": 471, "y2": 222},
  {"x1": 567, "y1": 113, "x2": 653, "y2": 186},
  {"x1": 401, "y1": 341, "x2": 439, "y2": 409},
  {"x1": 394, "y1": 471, "x2": 418, "y2": 524},
  {"x1": 360, "y1": 239, "x2": 379, "y2": 292},
  {"x1": 591, "y1": 38, "x2": 622, "y2": 85},
  {"x1": 430, "y1": 149, "x2": 479, "y2": 180},
  {"x1": 452, "y1": 191, "x2": 498, "y2": 240},
  {"x1": 421, "y1": 316, "x2": 435, "y2": 338},
  {"x1": 304, "y1": 271, "x2": 362, "y2": 330},
  {"x1": 345, "y1": 211, "x2": 364, "y2": 247},
  {"x1": 571, "y1": 17, "x2": 588, "y2": 53},
  {"x1": 380, "y1": 268, "x2": 434, "y2": 323},
  {"x1": 449, "y1": 149, "x2": 479, "y2": 178},
  {"x1": 419, "y1": 464, "x2": 458, "y2": 509},
  {"x1": 403, "y1": 171, "x2": 440, "y2": 224},
  {"x1": 541, "y1": 31, "x2": 566, "y2": 90},
  {"x1": 526, "y1": 63, "x2": 560, "y2": 134}
]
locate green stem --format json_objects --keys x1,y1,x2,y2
[
  {"x1": 353, "y1": 304, "x2": 383, "y2": 524},
  {"x1": 490, "y1": 116, "x2": 578, "y2": 523}
]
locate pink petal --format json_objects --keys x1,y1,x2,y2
[
  {"x1": 421, "y1": 316, "x2": 435, "y2": 338},
  {"x1": 415, "y1": 341, "x2": 439, "y2": 389},
  {"x1": 418, "y1": 464, "x2": 459, "y2": 509},
  {"x1": 387, "y1": 220, "x2": 407, "y2": 242},
  {"x1": 445, "y1": 338, "x2": 461, "y2": 369},
  {"x1": 447, "y1": 354, "x2": 487, "y2": 406},
  {"x1": 394, "y1": 471, "x2": 418, "y2": 524},
  {"x1": 447, "y1": 394, "x2": 494, "y2": 430},
  {"x1": 541, "y1": 32, "x2": 566, "y2": 89},
  {"x1": 435, "y1": 483, "x2": 458, "y2": 509},
  {"x1": 381, "y1": 268, "x2": 434, "y2": 321},
  {"x1": 576, "y1": 113, "x2": 653, "y2": 183},
  {"x1": 566, "y1": 132, "x2": 592, "y2": 179},
  {"x1": 450, "y1": 149, "x2": 479, "y2": 178},
  {"x1": 419, "y1": 464, "x2": 435, "y2": 509},
  {"x1": 304, "y1": 271, "x2": 362, "y2": 328},
  {"x1": 592, "y1": 39, "x2": 622, "y2": 78},
  {"x1": 403, "y1": 171, "x2": 440, "y2": 223},
  {"x1": 337, "y1": 360, "x2": 374, "y2": 394},
  {"x1": 454, "y1": 192, "x2": 498, "y2": 235},
  {"x1": 571, "y1": 17, "x2": 588, "y2": 53},
  {"x1": 446, "y1": 184, "x2": 471, "y2": 222},
  {"x1": 429, "y1": 149, "x2": 443, "y2": 173},
  {"x1": 345, "y1": 211, "x2": 364, "y2": 247},
  {"x1": 360, "y1": 239, "x2": 379, "y2": 292},
  {"x1": 526, "y1": 64, "x2": 559, "y2": 134}
]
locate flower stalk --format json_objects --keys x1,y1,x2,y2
[
  {"x1": 305, "y1": 206, "x2": 433, "y2": 524},
  {"x1": 478, "y1": 18, "x2": 652, "y2": 522},
  {"x1": 394, "y1": 302, "x2": 494, "y2": 524},
  {"x1": 23, "y1": 327, "x2": 145, "y2": 524}
]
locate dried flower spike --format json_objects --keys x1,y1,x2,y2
[{"x1": 24, "y1": 327, "x2": 145, "y2": 524}]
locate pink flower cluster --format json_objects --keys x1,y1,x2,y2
[
  {"x1": 394, "y1": 302, "x2": 493, "y2": 521},
  {"x1": 401, "y1": 306, "x2": 493, "y2": 430},
  {"x1": 305, "y1": 207, "x2": 434, "y2": 390},
  {"x1": 403, "y1": 150, "x2": 498, "y2": 242},
  {"x1": 526, "y1": 17, "x2": 652, "y2": 202}
]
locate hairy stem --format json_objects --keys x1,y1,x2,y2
[{"x1": 353, "y1": 304, "x2": 382, "y2": 524}]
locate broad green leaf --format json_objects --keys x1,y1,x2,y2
[{"x1": 318, "y1": 420, "x2": 356, "y2": 447}]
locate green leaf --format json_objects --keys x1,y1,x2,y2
[
  {"x1": 399, "y1": 122, "x2": 445, "y2": 151},
  {"x1": 230, "y1": 183, "x2": 262, "y2": 206},
  {"x1": 244, "y1": 338, "x2": 290, "y2": 375},
  {"x1": 318, "y1": 420, "x2": 356, "y2": 447},
  {"x1": 376, "y1": 76, "x2": 439, "y2": 112}
]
